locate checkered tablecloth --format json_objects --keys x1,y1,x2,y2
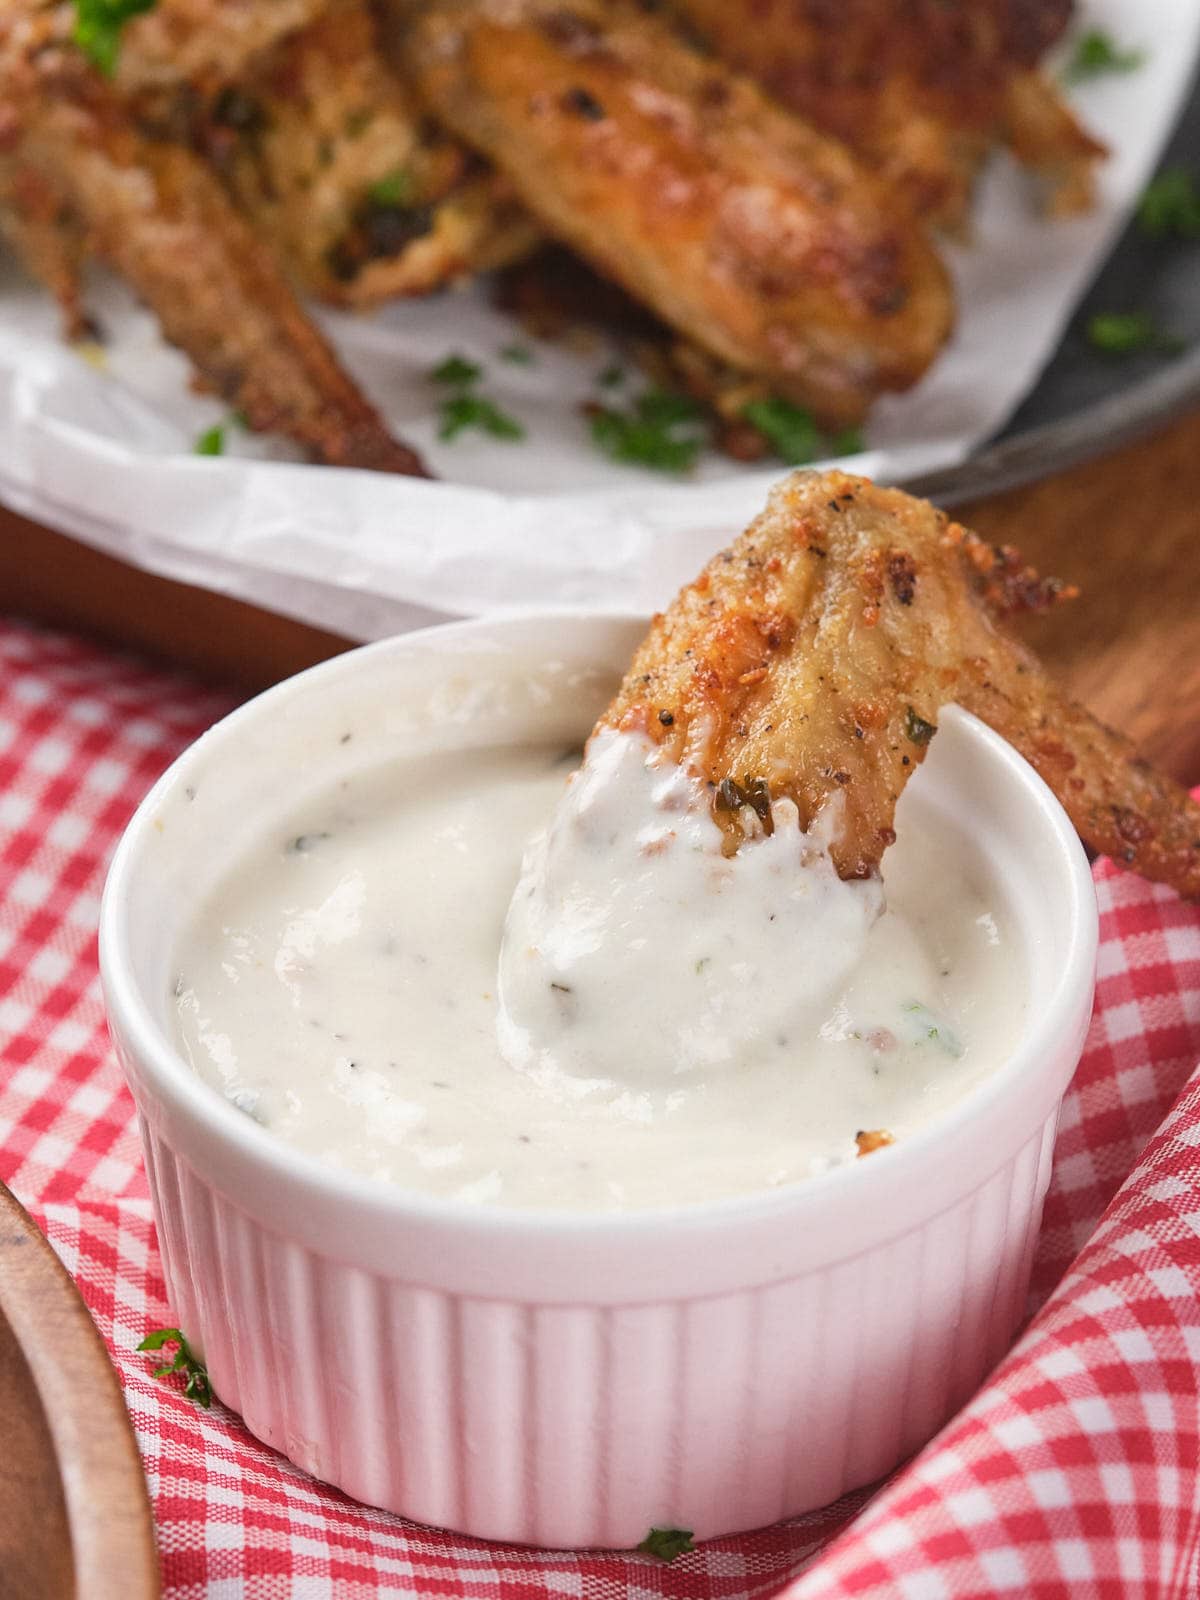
[{"x1": 2, "y1": 612, "x2": 1199, "y2": 1599}]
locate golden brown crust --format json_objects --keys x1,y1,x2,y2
[
  {"x1": 113, "y1": 0, "x2": 331, "y2": 94},
  {"x1": 0, "y1": 162, "x2": 87, "y2": 337},
  {"x1": 402, "y1": 0, "x2": 954, "y2": 426},
  {"x1": 855, "y1": 1129, "x2": 895, "y2": 1157},
  {"x1": 953, "y1": 662, "x2": 1200, "y2": 897},
  {"x1": 193, "y1": 0, "x2": 539, "y2": 308},
  {"x1": 598, "y1": 471, "x2": 1200, "y2": 898},
  {"x1": 1002, "y1": 71, "x2": 1106, "y2": 217},
  {"x1": 662, "y1": 0, "x2": 1103, "y2": 228}
]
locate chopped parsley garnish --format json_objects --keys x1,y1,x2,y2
[
  {"x1": 194, "y1": 423, "x2": 225, "y2": 457},
  {"x1": 741, "y1": 399, "x2": 866, "y2": 465},
  {"x1": 1063, "y1": 29, "x2": 1145, "y2": 84},
  {"x1": 430, "y1": 353, "x2": 483, "y2": 387},
  {"x1": 194, "y1": 410, "x2": 249, "y2": 457},
  {"x1": 904, "y1": 706, "x2": 936, "y2": 746},
  {"x1": 438, "y1": 393, "x2": 525, "y2": 442},
  {"x1": 138, "y1": 1327, "x2": 212, "y2": 1408},
  {"x1": 431, "y1": 351, "x2": 524, "y2": 442},
  {"x1": 597, "y1": 362, "x2": 626, "y2": 387},
  {"x1": 590, "y1": 388, "x2": 708, "y2": 473},
  {"x1": 367, "y1": 168, "x2": 416, "y2": 208},
  {"x1": 638, "y1": 1527, "x2": 695, "y2": 1562},
  {"x1": 1138, "y1": 169, "x2": 1200, "y2": 240},
  {"x1": 741, "y1": 397, "x2": 820, "y2": 465},
  {"x1": 500, "y1": 343, "x2": 534, "y2": 364},
  {"x1": 72, "y1": 0, "x2": 157, "y2": 75},
  {"x1": 1086, "y1": 311, "x2": 1183, "y2": 356},
  {"x1": 901, "y1": 1001, "x2": 963, "y2": 1059},
  {"x1": 636, "y1": 390, "x2": 705, "y2": 428}
]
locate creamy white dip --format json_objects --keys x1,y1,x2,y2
[
  {"x1": 173, "y1": 735, "x2": 1024, "y2": 1210},
  {"x1": 499, "y1": 728, "x2": 884, "y2": 1092}
]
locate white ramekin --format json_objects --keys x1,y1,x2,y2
[{"x1": 100, "y1": 614, "x2": 1098, "y2": 1549}]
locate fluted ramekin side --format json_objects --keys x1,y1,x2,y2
[{"x1": 132, "y1": 1109, "x2": 1058, "y2": 1548}]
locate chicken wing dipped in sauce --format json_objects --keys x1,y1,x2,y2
[
  {"x1": 399, "y1": 0, "x2": 954, "y2": 427},
  {"x1": 660, "y1": 0, "x2": 1104, "y2": 229},
  {"x1": 599, "y1": 470, "x2": 1200, "y2": 896}
]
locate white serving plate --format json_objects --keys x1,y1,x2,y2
[{"x1": 99, "y1": 613, "x2": 1098, "y2": 1547}]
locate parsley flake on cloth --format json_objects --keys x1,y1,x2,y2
[
  {"x1": 637, "y1": 1527, "x2": 695, "y2": 1561},
  {"x1": 138, "y1": 1326, "x2": 212, "y2": 1408}
]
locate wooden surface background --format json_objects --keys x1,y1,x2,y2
[{"x1": 4, "y1": 408, "x2": 1200, "y2": 782}]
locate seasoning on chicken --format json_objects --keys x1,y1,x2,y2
[
  {"x1": 598, "y1": 470, "x2": 1200, "y2": 897},
  {"x1": 0, "y1": 167, "x2": 87, "y2": 338},
  {"x1": 189, "y1": 0, "x2": 540, "y2": 309},
  {"x1": 660, "y1": 0, "x2": 1104, "y2": 229},
  {"x1": 110, "y1": 0, "x2": 330, "y2": 94},
  {"x1": 400, "y1": 0, "x2": 955, "y2": 427}
]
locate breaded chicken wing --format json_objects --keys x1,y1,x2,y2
[
  {"x1": 112, "y1": 0, "x2": 330, "y2": 94},
  {"x1": 663, "y1": 0, "x2": 1103, "y2": 228},
  {"x1": 600, "y1": 471, "x2": 1200, "y2": 897},
  {"x1": 0, "y1": 168, "x2": 87, "y2": 337},
  {"x1": 0, "y1": 4, "x2": 427, "y2": 474},
  {"x1": 399, "y1": 0, "x2": 954, "y2": 426},
  {"x1": 190, "y1": 0, "x2": 539, "y2": 308}
]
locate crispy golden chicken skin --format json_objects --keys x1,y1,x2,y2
[
  {"x1": 112, "y1": 0, "x2": 330, "y2": 94},
  {"x1": 663, "y1": 0, "x2": 1103, "y2": 228},
  {"x1": 0, "y1": 5, "x2": 427, "y2": 474},
  {"x1": 401, "y1": 0, "x2": 954, "y2": 427},
  {"x1": 192, "y1": 0, "x2": 539, "y2": 309},
  {"x1": 599, "y1": 471, "x2": 1200, "y2": 898},
  {"x1": 0, "y1": 167, "x2": 87, "y2": 337}
]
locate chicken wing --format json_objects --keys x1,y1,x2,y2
[
  {"x1": 494, "y1": 246, "x2": 789, "y2": 462},
  {"x1": 189, "y1": 0, "x2": 539, "y2": 309},
  {"x1": 399, "y1": 0, "x2": 954, "y2": 427},
  {"x1": 111, "y1": 0, "x2": 331, "y2": 95},
  {"x1": 0, "y1": 4, "x2": 427, "y2": 474},
  {"x1": 662, "y1": 0, "x2": 1103, "y2": 229},
  {"x1": 599, "y1": 470, "x2": 1200, "y2": 897},
  {"x1": 0, "y1": 166, "x2": 87, "y2": 337}
]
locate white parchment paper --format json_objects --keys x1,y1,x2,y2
[{"x1": 0, "y1": 1, "x2": 1194, "y2": 639}]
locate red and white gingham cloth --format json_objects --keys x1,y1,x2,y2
[{"x1": 2, "y1": 612, "x2": 1200, "y2": 1599}]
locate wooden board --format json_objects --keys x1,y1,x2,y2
[
  {"x1": 3, "y1": 407, "x2": 1200, "y2": 783},
  {"x1": 967, "y1": 409, "x2": 1200, "y2": 786},
  {"x1": 0, "y1": 1180, "x2": 159, "y2": 1600}
]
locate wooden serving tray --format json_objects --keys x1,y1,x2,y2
[{"x1": 0, "y1": 1180, "x2": 159, "y2": 1600}]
